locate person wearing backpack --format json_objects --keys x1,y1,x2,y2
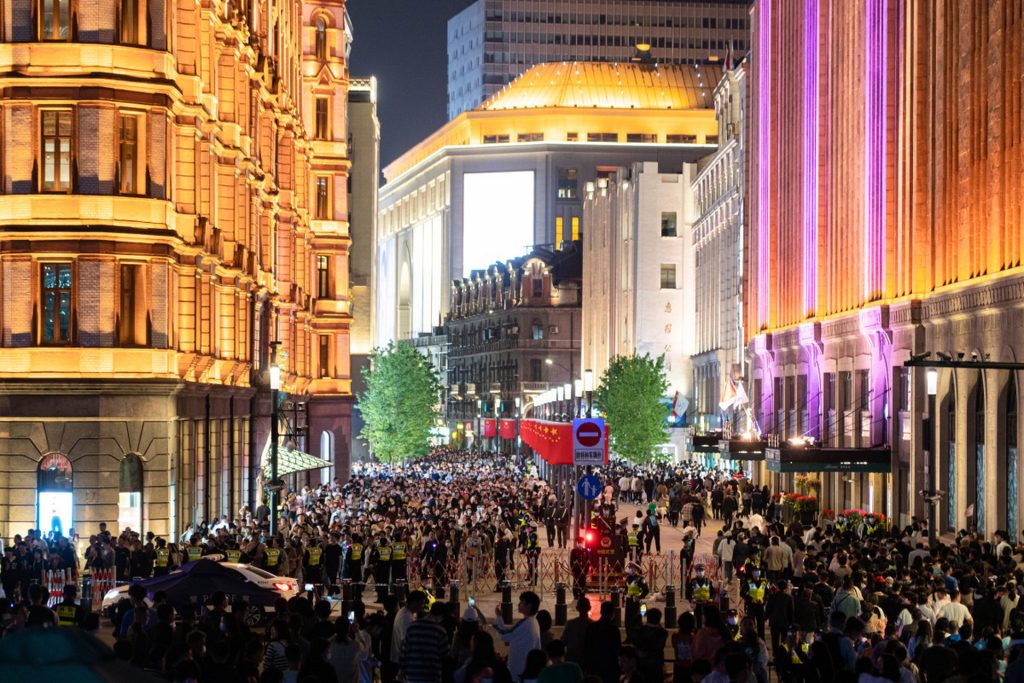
[
  {"x1": 811, "y1": 611, "x2": 857, "y2": 683},
  {"x1": 831, "y1": 577, "x2": 862, "y2": 621}
]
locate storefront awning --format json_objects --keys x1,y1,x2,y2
[
  {"x1": 765, "y1": 445, "x2": 892, "y2": 473},
  {"x1": 718, "y1": 438, "x2": 767, "y2": 461},
  {"x1": 683, "y1": 432, "x2": 722, "y2": 454},
  {"x1": 261, "y1": 445, "x2": 329, "y2": 478}
]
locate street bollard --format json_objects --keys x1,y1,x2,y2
[
  {"x1": 609, "y1": 587, "x2": 621, "y2": 627},
  {"x1": 449, "y1": 580, "x2": 460, "y2": 607},
  {"x1": 395, "y1": 579, "x2": 408, "y2": 605},
  {"x1": 501, "y1": 580, "x2": 514, "y2": 624},
  {"x1": 664, "y1": 585, "x2": 677, "y2": 629},
  {"x1": 555, "y1": 583, "x2": 567, "y2": 626}
]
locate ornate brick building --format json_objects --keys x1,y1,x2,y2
[
  {"x1": 746, "y1": 0, "x2": 1024, "y2": 533},
  {"x1": 0, "y1": 0, "x2": 353, "y2": 540}
]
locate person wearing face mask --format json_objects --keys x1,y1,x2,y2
[{"x1": 741, "y1": 567, "x2": 769, "y2": 640}]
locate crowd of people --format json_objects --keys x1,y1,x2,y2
[{"x1": 2, "y1": 451, "x2": 1024, "y2": 683}]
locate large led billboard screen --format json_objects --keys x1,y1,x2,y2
[{"x1": 462, "y1": 171, "x2": 535, "y2": 276}]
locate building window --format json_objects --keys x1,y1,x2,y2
[
  {"x1": 555, "y1": 217, "x2": 564, "y2": 246},
  {"x1": 626, "y1": 133, "x2": 658, "y2": 143},
  {"x1": 587, "y1": 132, "x2": 618, "y2": 142},
  {"x1": 319, "y1": 335, "x2": 330, "y2": 377},
  {"x1": 566, "y1": 132, "x2": 579, "y2": 142},
  {"x1": 119, "y1": 263, "x2": 147, "y2": 346},
  {"x1": 120, "y1": 0, "x2": 140, "y2": 44},
  {"x1": 706, "y1": 135, "x2": 719, "y2": 145},
  {"x1": 118, "y1": 114, "x2": 139, "y2": 194},
  {"x1": 571, "y1": 216, "x2": 580, "y2": 241},
  {"x1": 317, "y1": 254, "x2": 330, "y2": 297},
  {"x1": 39, "y1": 0, "x2": 70, "y2": 41},
  {"x1": 315, "y1": 177, "x2": 330, "y2": 219},
  {"x1": 530, "y1": 358, "x2": 542, "y2": 381},
  {"x1": 660, "y1": 264, "x2": 676, "y2": 289},
  {"x1": 531, "y1": 321, "x2": 544, "y2": 340},
  {"x1": 482, "y1": 134, "x2": 510, "y2": 144},
  {"x1": 532, "y1": 277, "x2": 542, "y2": 297},
  {"x1": 517, "y1": 132, "x2": 543, "y2": 142},
  {"x1": 41, "y1": 263, "x2": 73, "y2": 344},
  {"x1": 661, "y1": 212, "x2": 678, "y2": 237},
  {"x1": 41, "y1": 110, "x2": 73, "y2": 193},
  {"x1": 557, "y1": 168, "x2": 578, "y2": 199},
  {"x1": 314, "y1": 97, "x2": 330, "y2": 139},
  {"x1": 315, "y1": 18, "x2": 328, "y2": 61},
  {"x1": 667, "y1": 134, "x2": 698, "y2": 144}
]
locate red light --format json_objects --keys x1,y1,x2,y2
[
  {"x1": 584, "y1": 531, "x2": 595, "y2": 545},
  {"x1": 273, "y1": 582, "x2": 291, "y2": 592}
]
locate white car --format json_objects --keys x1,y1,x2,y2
[{"x1": 102, "y1": 561, "x2": 299, "y2": 624}]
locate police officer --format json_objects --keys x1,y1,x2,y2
[
  {"x1": 264, "y1": 537, "x2": 284, "y2": 575},
  {"x1": 184, "y1": 535, "x2": 204, "y2": 563},
  {"x1": 569, "y1": 537, "x2": 589, "y2": 598},
  {"x1": 55, "y1": 583, "x2": 82, "y2": 627},
  {"x1": 525, "y1": 526, "x2": 540, "y2": 586},
  {"x1": 225, "y1": 542, "x2": 242, "y2": 564},
  {"x1": 624, "y1": 562, "x2": 650, "y2": 622},
  {"x1": 687, "y1": 564, "x2": 716, "y2": 628},
  {"x1": 371, "y1": 536, "x2": 392, "y2": 602},
  {"x1": 741, "y1": 566, "x2": 769, "y2": 639},
  {"x1": 346, "y1": 533, "x2": 366, "y2": 592},
  {"x1": 304, "y1": 538, "x2": 325, "y2": 595},
  {"x1": 153, "y1": 537, "x2": 173, "y2": 576},
  {"x1": 725, "y1": 608, "x2": 742, "y2": 640},
  {"x1": 391, "y1": 532, "x2": 408, "y2": 584},
  {"x1": 627, "y1": 523, "x2": 641, "y2": 562}
]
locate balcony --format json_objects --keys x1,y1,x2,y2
[
  {"x1": 448, "y1": 336, "x2": 577, "y2": 357},
  {"x1": 0, "y1": 195, "x2": 178, "y2": 234},
  {"x1": 0, "y1": 43, "x2": 176, "y2": 82}
]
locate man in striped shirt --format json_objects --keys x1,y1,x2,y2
[{"x1": 399, "y1": 601, "x2": 449, "y2": 683}]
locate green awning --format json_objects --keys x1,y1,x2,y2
[{"x1": 261, "y1": 444, "x2": 329, "y2": 478}]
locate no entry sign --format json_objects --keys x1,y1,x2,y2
[{"x1": 573, "y1": 418, "x2": 606, "y2": 466}]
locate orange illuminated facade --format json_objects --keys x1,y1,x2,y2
[
  {"x1": 0, "y1": 0, "x2": 353, "y2": 539},
  {"x1": 746, "y1": 0, "x2": 1024, "y2": 534}
]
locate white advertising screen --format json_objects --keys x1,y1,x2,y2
[{"x1": 462, "y1": 171, "x2": 535, "y2": 276}]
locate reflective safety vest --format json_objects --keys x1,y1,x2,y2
[
  {"x1": 692, "y1": 580, "x2": 711, "y2": 602},
  {"x1": 350, "y1": 543, "x2": 363, "y2": 561},
  {"x1": 781, "y1": 644, "x2": 802, "y2": 665},
  {"x1": 56, "y1": 604, "x2": 77, "y2": 627},
  {"x1": 226, "y1": 549, "x2": 242, "y2": 563},
  {"x1": 186, "y1": 546, "x2": 203, "y2": 562},
  {"x1": 155, "y1": 548, "x2": 170, "y2": 567},
  {"x1": 377, "y1": 546, "x2": 392, "y2": 561},
  {"x1": 266, "y1": 547, "x2": 282, "y2": 567},
  {"x1": 627, "y1": 531, "x2": 639, "y2": 547},
  {"x1": 392, "y1": 542, "x2": 407, "y2": 560},
  {"x1": 626, "y1": 580, "x2": 643, "y2": 598},
  {"x1": 747, "y1": 580, "x2": 766, "y2": 603},
  {"x1": 308, "y1": 547, "x2": 322, "y2": 566}
]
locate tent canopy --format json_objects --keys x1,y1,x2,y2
[{"x1": 261, "y1": 443, "x2": 329, "y2": 478}]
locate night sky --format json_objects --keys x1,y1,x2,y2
[{"x1": 348, "y1": 0, "x2": 476, "y2": 172}]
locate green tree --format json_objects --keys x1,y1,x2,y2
[
  {"x1": 357, "y1": 342, "x2": 441, "y2": 464},
  {"x1": 593, "y1": 353, "x2": 670, "y2": 464}
]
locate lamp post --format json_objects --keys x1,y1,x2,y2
[
  {"x1": 925, "y1": 367, "x2": 938, "y2": 544},
  {"x1": 563, "y1": 383, "x2": 572, "y2": 422},
  {"x1": 475, "y1": 399, "x2": 482, "y2": 454},
  {"x1": 574, "y1": 379, "x2": 583, "y2": 419},
  {"x1": 269, "y1": 343, "x2": 281, "y2": 535},
  {"x1": 515, "y1": 397, "x2": 521, "y2": 463}
]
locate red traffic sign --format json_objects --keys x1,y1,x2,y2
[{"x1": 576, "y1": 421, "x2": 602, "y2": 447}]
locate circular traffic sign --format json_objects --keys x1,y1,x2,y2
[{"x1": 576, "y1": 421, "x2": 602, "y2": 447}]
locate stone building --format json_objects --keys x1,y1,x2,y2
[
  {"x1": 745, "y1": 0, "x2": 1024, "y2": 533},
  {"x1": 446, "y1": 244, "x2": 582, "y2": 449},
  {"x1": 0, "y1": 0, "x2": 354, "y2": 540},
  {"x1": 446, "y1": 0, "x2": 752, "y2": 118}
]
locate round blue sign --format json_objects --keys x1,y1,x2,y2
[{"x1": 577, "y1": 474, "x2": 602, "y2": 501}]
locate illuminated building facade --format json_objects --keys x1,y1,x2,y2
[
  {"x1": 746, "y1": 0, "x2": 1024, "y2": 533},
  {"x1": 691, "y1": 63, "x2": 746, "y2": 430},
  {"x1": 0, "y1": 0, "x2": 354, "y2": 539},
  {"x1": 377, "y1": 60, "x2": 721, "y2": 345},
  {"x1": 447, "y1": 0, "x2": 752, "y2": 118}
]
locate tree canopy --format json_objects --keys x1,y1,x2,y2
[
  {"x1": 593, "y1": 353, "x2": 670, "y2": 464},
  {"x1": 357, "y1": 342, "x2": 441, "y2": 464}
]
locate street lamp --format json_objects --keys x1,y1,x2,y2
[
  {"x1": 269, "y1": 343, "x2": 281, "y2": 535},
  {"x1": 925, "y1": 367, "x2": 938, "y2": 544},
  {"x1": 563, "y1": 383, "x2": 572, "y2": 422},
  {"x1": 574, "y1": 379, "x2": 583, "y2": 418},
  {"x1": 515, "y1": 397, "x2": 522, "y2": 463}
]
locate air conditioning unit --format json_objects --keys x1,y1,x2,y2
[{"x1": 549, "y1": 325, "x2": 560, "y2": 334}]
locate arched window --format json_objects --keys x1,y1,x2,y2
[
  {"x1": 946, "y1": 390, "x2": 957, "y2": 532},
  {"x1": 37, "y1": 453, "x2": 73, "y2": 537},
  {"x1": 315, "y1": 18, "x2": 328, "y2": 62},
  {"x1": 320, "y1": 430, "x2": 334, "y2": 464},
  {"x1": 532, "y1": 320, "x2": 544, "y2": 340},
  {"x1": 119, "y1": 453, "x2": 144, "y2": 533},
  {"x1": 1009, "y1": 381, "x2": 1019, "y2": 540}
]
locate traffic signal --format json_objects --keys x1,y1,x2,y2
[{"x1": 584, "y1": 530, "x2": 596, "y2": 546}]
